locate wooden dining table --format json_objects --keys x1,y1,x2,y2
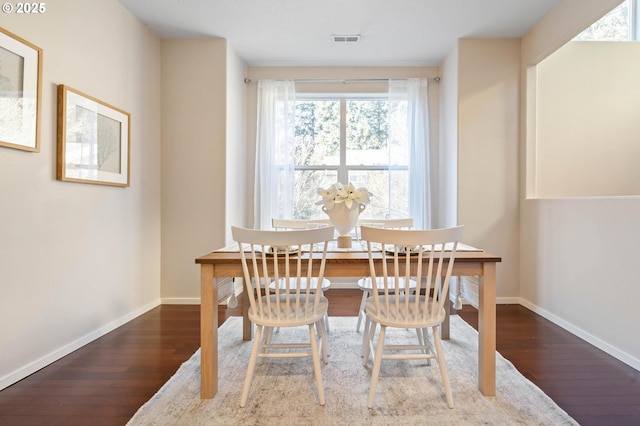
[{"x1": 195, "y1": 242, "x2": 501, "y2": 399}]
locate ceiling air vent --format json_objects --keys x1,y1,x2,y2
[{"x1": 332, "y1": 34, "x2": 361, "y2": 43}]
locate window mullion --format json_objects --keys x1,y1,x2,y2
[
  {"x1": 633, "y1": 0, "x2": 639, "y2": 40},
  {"x1": 338, "y1": 99, "x2": 347, "y2": 183}
]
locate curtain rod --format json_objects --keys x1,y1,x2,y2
[{"x1": 243, "y1": 77, "x2": 440, "y2": 84}]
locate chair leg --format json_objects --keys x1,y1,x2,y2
[
  {"x1": 262, "y1": 327, "x2": 273, "y2": 348},
  {"x1": 258, "y1": 327, "x2": 273, "y2": 364},
  {"x1": 361, "y1": 316, "x2": 373, "y2": 361},
  {"x1": 323, "y1": 312, "x2": 330, "y2": 333},
  {"x1": 356, "y1": 290, "x2": 368, "y2": 332},
  {"x1": 316, "y1": 319, "x2": 328, "y2": 363},
  {"x1": 432, "y1": 326, "x2": 454, "y2": 408},
  {"x1": 240, "y1": 325, "x2": 263, "y2": 407},
  {"x1": 361, "y1": 317, "x2": 369, "y2": 358},
  {"x1": 416, "y1": 328, "x2": 432, "y2": 365},
  {"x1": 367, "y1": 325, "x2": 386, "y2": 408},
  {"x1": 262, "y1": 327, "x2": 270, "y2": 344},
  {"x1": 424, "y1": 327, "x2": 433, "y2": 365},
  {"x1": 416, "y1": 327, "x2": 424, "y2": 349},
  {"x1": 308, "y1": 324, "x2": 325, "y2": 405}
]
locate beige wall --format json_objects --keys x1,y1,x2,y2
[
  {"x1": 457, "y1": 39, "x2": 521, "y2": 300},
  {"x1": 225, "y1": 48, "x2": 249, "y2": 242},
  {"x1": 520, "y1": 0, "x2": 640, "y2": 369},
  {"x1": 0, "y1": 0, "x2": 162, "y2": 389},
  {"x1": 535, "y1": 41, "x2": 640, "y2": 198},
  {"x1": 160, "y1": 39, "x2": 230, "y2": 303}
]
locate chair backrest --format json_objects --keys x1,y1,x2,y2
[
  {"x1": 355, "y1": 217, "x2": 414, "y2": 240},
  {"x1": 272, "y1": 218, "x2": 332, "y2": 230},
  {"x1": 360, "y1": 225, "x2": 464, "y2": 324},
  {"x1": 231, "y1": 226, "x2": 335, "y2": 322},
  {"x1": 358, "y1": 217, "x2": 414, "y2": 229}
]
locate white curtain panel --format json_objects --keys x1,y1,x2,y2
[
  {"x1": 388, "y1": 79, "x2": 432, "y2": 229},
  {"x1": 254, "y1": 80, "x2": 297, "y2": 229}
]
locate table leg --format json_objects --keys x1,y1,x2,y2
[
  {"x1": 242, "y1": 281, "x2": 252, "y2": 341},
  {"x1": 441, "y1": 284, "x2": 450, "y2": 339},
  {"x1": 478, "y1": 263, "x2": 496, "y2": 396},
  {"x1": 200, "y1": 264, "x2": 218, "y2": 399}
]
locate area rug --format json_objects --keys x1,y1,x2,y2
[{"x1": 128, "y1": 316, "x2": 577, "y2": 425}]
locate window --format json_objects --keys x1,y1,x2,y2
[
  {"x1": 291, "y1": 95, "x2": 410, "y2": 220},
  {"x1": 574, "y1": 0, "x2": 639, "y2": 41},
  {"x1": 254, "y1": 79, "x2": 431, "y2": 231}
]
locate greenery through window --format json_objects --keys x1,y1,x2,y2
[{"x1": 292, "y1": 96, "x2": 409, "y2": 220}]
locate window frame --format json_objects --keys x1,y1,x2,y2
[
  {"x1": 292, "y1": 92, "x2": 410, "y2": 219},
  {"x1": 574, "y1": 0, "x2": 639, "y2": 41}
]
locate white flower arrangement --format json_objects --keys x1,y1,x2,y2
[{"x1": 316, "y1": 182, "x2": 372, "y2": 210}]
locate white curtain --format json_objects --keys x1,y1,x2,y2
[
  {"x1": 253, "y1": 80, "x2": 297, "y2": 229},
  {"x1": 388, "y1": 78, "x2": 432, "y2": 229}
]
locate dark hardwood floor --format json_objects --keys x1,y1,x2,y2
[
  {"x1": 1, "y1": 289, "x2": 639, "y2": 425},
  {"x1": 458, "y1": 304, "x2": 640, "y2": 426}
]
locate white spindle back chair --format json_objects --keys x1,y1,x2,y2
[
  {"x1": 355, "y1": 218, "x2": 415, "y2": 332},
  {"x1": 360, "y1": 225, "x2": 464, "y2": 409},
  {"x1": 271, "y1": 218, "x2": 332, "y2": 332},
  {"x1": 231, "y1": 225, "x2": 334, "y2": 407}
]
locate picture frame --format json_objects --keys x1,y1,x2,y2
[
  {"x1": 57, "y1": 85, "x2": 130, "y2": 187},
  {"x1": 0, "y1": 27, "x2": 43, "y2": 152}
]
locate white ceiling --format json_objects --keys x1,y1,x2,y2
[{"x1": 118, "y1": 0, "x2": 560, "y2": 67}]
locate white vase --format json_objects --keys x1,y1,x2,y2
[{"x1": 322, "y1": 202, "x2": 366, "y2": 248}]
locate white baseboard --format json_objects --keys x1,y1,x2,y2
[
  {"x1": 496, "y1": 296, "x2": 521, "y2": 304},
  {"x1": 0, "y1": 299, "x2": 161, "y2": 392},
  {"x1": 161, "y1": 297, "x2": 201, "y2": 305},
  {"x1": 517, "y1": 298, "x2": 640, "y2": 372},
  {"x1": 458, "y1": 296, "x2": 520, "y2": 306}
]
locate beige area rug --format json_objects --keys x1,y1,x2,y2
[{"x1": 128, "y1": 316, "x2": 578, "y2": 425}]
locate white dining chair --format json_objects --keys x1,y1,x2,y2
[
  {"x1": 232, "y1": 225, "x2": 334, "y2": 407},
  {"x1": 355, "y1": 218, "x2": 414, "y2": 333},
  {"x1": 272, "y1": 218, "x2": 331, "y2": 230},
  {"x1": 360, "y1": 224, "x2": 464, "y2": 409},
  {"x1": 272, "y1": 218, "x2": 332, "y2": 333}
]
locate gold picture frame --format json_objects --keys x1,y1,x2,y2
[
  {"x1": 0, "y1": 27, "x2": 43, "y2": 152},
  {"x1": 57, "y1": 85, "x2": 130, "y2": 187}
]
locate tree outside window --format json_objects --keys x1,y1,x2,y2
[{"x1": 292, "y1": 96, "x2": 409, "y2": 220}]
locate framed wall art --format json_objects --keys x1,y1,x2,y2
[
  {"x1": 0, "y1": 27, "x2": 43, "y2": 152},
  {"x1": 57, "y1": 85, "x2": 130, "y2": 187}
]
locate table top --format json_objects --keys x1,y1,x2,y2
[{"x1": 196, "y1": 241, "x2": 501, "y2": 264}]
